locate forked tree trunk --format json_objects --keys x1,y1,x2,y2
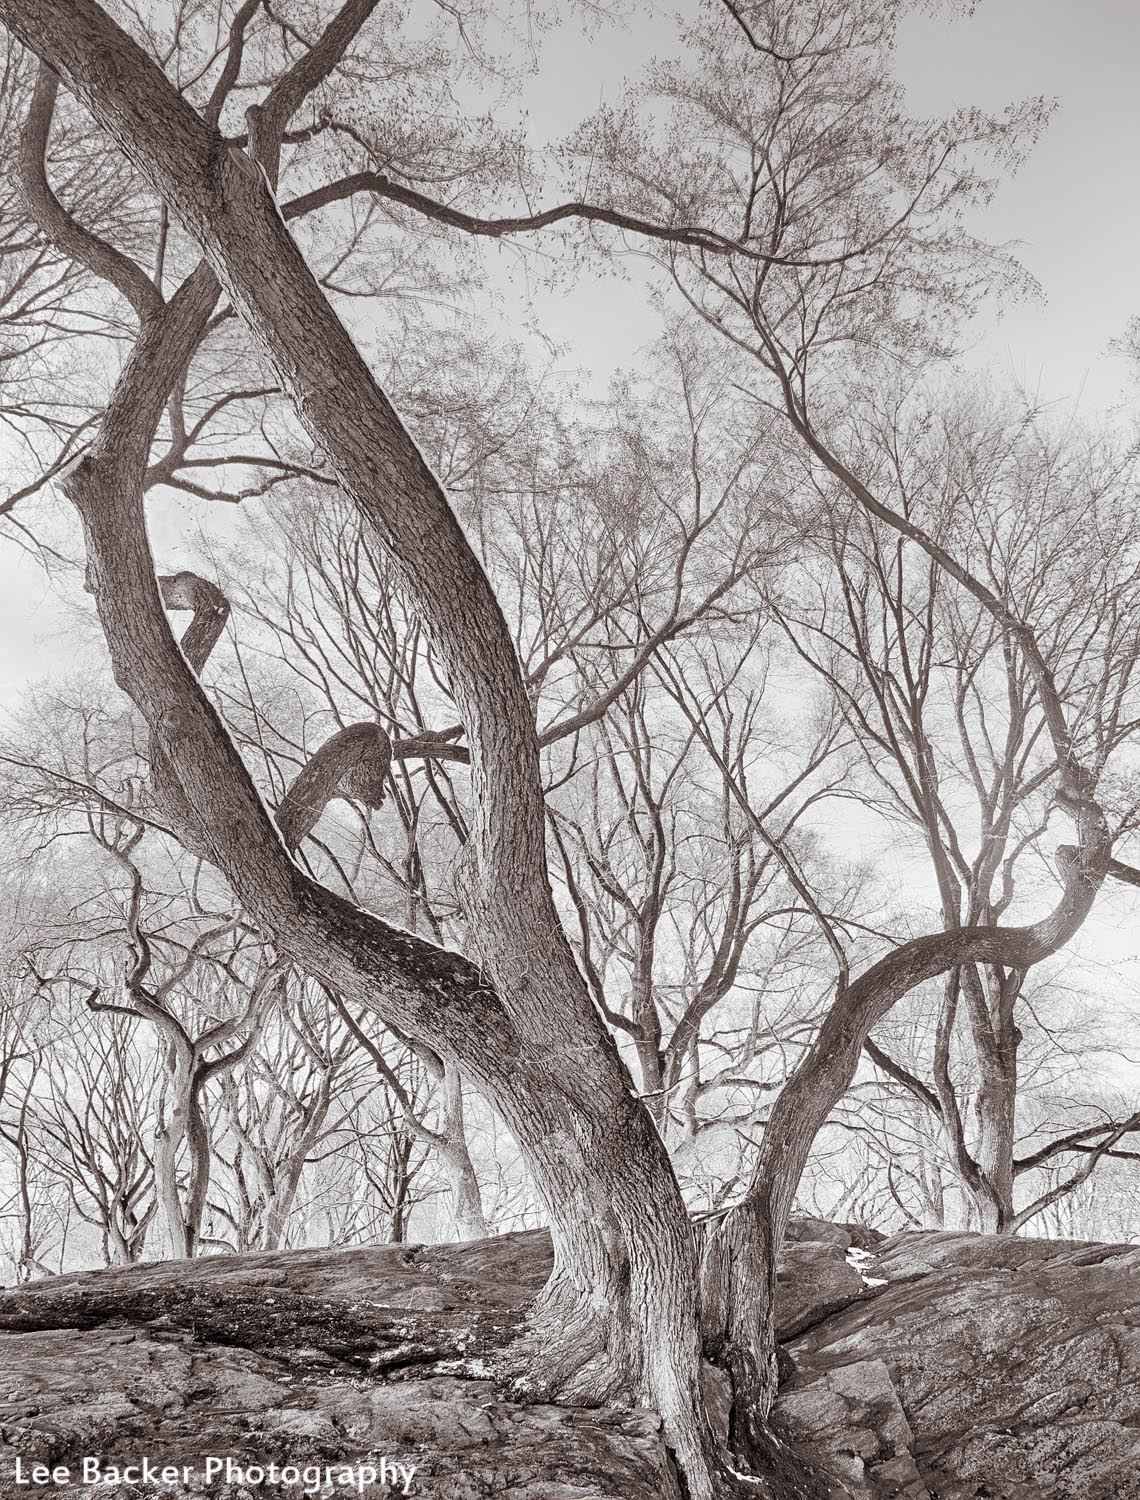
[
  {"x1": 106, "y1": 1221, "x2": 133, "y2": 1267},
  {"x1": 59, "y1": 461, "x2": 732, "y2": 1492},
  {"x1": 701, "y1": 819, "x2": 1110, "y2": 1465},
  {"x1": 262, "y1": 1155, "x2": 308, "y2": 1250},
  {"x1": 4, "y1": 9, "x2": 1115, "y2": 1498},
  {"x1": 154, "y1": 1060, "x2": 212, "y2": 1257},
  {"x1": 0, "y1": 15, "x2": 730, "y2": 1489}
]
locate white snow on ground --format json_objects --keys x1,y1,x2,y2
[{"x1": 846, "y1": 1245, "x2": 888, "y2": 1287}]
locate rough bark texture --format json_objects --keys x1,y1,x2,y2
[
  {"x1": 698, "y1": 377, "x2": 1116, "y2": 1455},
  {"x1": 275, "y1": 723, "x2": 393, "y2": 853},
  {"x1": 0, "y1": 4, "x2": 724, "y2": 1489},
  {"x1": 5, "y1": 7, "x2": 1121, "y2": 1494},
  {"x1": 436, "y1": 1065, "x2": 490, "y2": 1242},
  {"x1": 701, "y1": 823, "x2": 1111, "y2": 1449}
]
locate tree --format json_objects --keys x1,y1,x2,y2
[
  {"x1": 31, "y1": 1010, "x2": 158, "y2": 1265},
  {"x1": 208, "y1": 983, "x2": 372, "y2": 1251},
  {"x1": 762, "y1": 388, "x2": 1140, "y2": 1231},
  {"x1": 1, "y1": 2, "x2": 1137, "y2": 1495},
  {"x1": 0, "y1": 5, "x2": 731, "y2": 1491}
]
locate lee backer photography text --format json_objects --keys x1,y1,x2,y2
[{"x1": 13, "y1": 1455, "x2": 417, "y2": 1496}]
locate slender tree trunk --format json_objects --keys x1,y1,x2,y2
[
  {"x1": 107, "y1": 1220, "x2": 133, "y2": 1266},
  {"x1": 183, "y1": 1083, "x2": 212, "y2": 1254},
  {"x1": 154, "y1": 1052, "x2": 213, "y2": 1256},
  {"x1": 702, "y1": 835, "x2": 1109, "y2": 1462},
  {"x1": 971, "y1": 969, "x2": 1021, "y2": 1234},
  {"x1": 924, "y1": 1158, "x2": 946, "y2": 1229},
  {"x1": 262, "y1": 1168, "x2": 302, "y2": 1250},
  {"x1": 154, "y1": 1111, "x2": 191, "y2": 1258},
  {"x1": 436, "y1": 1065, "x2": 488, "y2": 1241},
  {"x1": 972, "y1": 1064, "x2": 1018, "y2": 1233},
  {"x1": 387, "y1": 1134, "x2": 413, "y2": 1243},
  {"x1": 14, "y1": 1111, "x2": 40, "y2": 1280},
  {"x1": 630, "y1": 942, "x2": 667, "y2": 1130}
]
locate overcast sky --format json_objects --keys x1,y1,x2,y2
[
  {"x1": 0, "y1": 0, "x2": 1137, "y2": 1073},
  {"x1": 4, "y1": 0, "x2": 1139, "y2": 698},
  {"x1": 515, "y1": 0, "x2": 1140, "y2": 415},
  {"x1": 499, "y1": 0, "x2": 1140, "y2": 992},
  {"x1": 896, "y1": 0, "x2": 1140, "y2": 414}
]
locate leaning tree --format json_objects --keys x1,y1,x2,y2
[{"x1": 2, "y1": 2, "x2": 1138, "y2": 1495}]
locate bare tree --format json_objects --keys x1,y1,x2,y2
[
  {"x1": 208, "y1": 980, "x2": 376, "y2": 1251},
  {"x1": 30, "y1": 1011, "x2": 157, "y2": 1266},
  {"x1": 2, "y1": 2, "x2": 1137, "y2": 1494},
  {"x1": 756, "y1": 390, "x2": 1140, "y2": 1231}
]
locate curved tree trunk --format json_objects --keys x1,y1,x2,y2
[
  {"x1": 9, "y1": 9, "x2": 1123, "y2": 1497},
  {"x1": 697, "y1": 385, "x2": 1115, "y2": 1457},
  {"x1": 1, "y1": 13, "x2": 730, "y2": 1489}
]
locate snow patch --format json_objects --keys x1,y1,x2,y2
[{"x1": 846, "y1": 1244, "x2": 888, "y2": 1288}]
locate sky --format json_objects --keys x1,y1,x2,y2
[
  {"x1": 894, "y1": 0, "x2": 1140, "y2": 415},
  {"x1": 485, "y1": 0, "x2": 1140, "y2": 1007},
  {"x1": 506, "y1": 0, "x2": 1140, "y2": 416},
  {"x1": 1, "y1": 1, "x2": 1138, "y2": 1086},
  {"x1": 4, "y1": 0, "x2": 1140, "y2": 687}
]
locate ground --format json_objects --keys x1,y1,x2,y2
[{"x1": 0, "y1": 1220, "x2": 1138, "y2": 1497}]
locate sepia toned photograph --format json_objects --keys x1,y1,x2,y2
[{"x1": 0, "y1": 1, "x2": 1136, "y2": 1496}]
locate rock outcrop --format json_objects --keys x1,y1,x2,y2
[
  {"x1": 0, "y1": 1222, "x2": 1137, "y2": 1498},
  {"x1": 775, "y1": 1228, "x2": 1140, "y2": 1500}
]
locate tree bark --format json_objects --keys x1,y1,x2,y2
[
  {"x1": 436, "y1": 1065, "x2": 489, "y2": 1242},
  {"x1": 2, "y1": 6, "x2": 727, "y2": 1490},
  {"x1": 966, "y1": 967, "x2": 1021, "y2": 1233},
  {"x1": 697, "y1": 395, "x2": 1115, "y2": 1455},
  {"x1": 153, "y1": 1049, "x2": 214, "y2": 1257}
]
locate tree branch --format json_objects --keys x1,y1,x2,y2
[
  {"x1": 862, "y1": 1037, "x2": 942, "y2": 1119},
  {"x1": 248, "y1": 0, "x2": 378, "y2": 186},
  {"x1": 19, "y1": 63, "x2": 161, "y2": 321},
  {"x1": 282, "y1": 168, "x2": 889, "y2": 270}
]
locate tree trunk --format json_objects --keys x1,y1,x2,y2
[
  {"x1": 702, "y1": 836, "x2": 1109, "y2": 1459},
  {"x1": 183, "y1": 1082, "x2": 212, "y2": 1254},
  {"x1": 154, "y1": 1050, "x2": 211, "y2": 1257},
  {"x1": 6, "y1": 11, "x2": 1109, "y2": 1496},
  {"x1": 261, "y1": 1161, "x2": 304, "y2": 1251},
  {"x1": 968, "y1": 968, "x2": 1021, "y2": 1234},
  {"x1": 923, "y1": 1157, "x2": 946, "y2": 1229},
  {"x1": 436, "y1": 1065, "x2": 489, "y2": 1241},
  {"x1": 387, "y1": 1132, "x2": 414, "y2": 1244},
  {"x1": 3, "y1": 16, "x2": 729, "y2": 1479},
  {"x1": 106, "y1": 1220, "x2": 133, "y2": 1267},
  {"x1": 154, "y1": 1083, "x2": 192, "y2": 1259},
  {"x1": 972, "y1": 1057, "x2": 1018, "y2": 1233}
]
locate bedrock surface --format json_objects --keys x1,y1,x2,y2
[{"x1": 0, "y1": 1220, "x2": 1136, "y2": 1497}]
